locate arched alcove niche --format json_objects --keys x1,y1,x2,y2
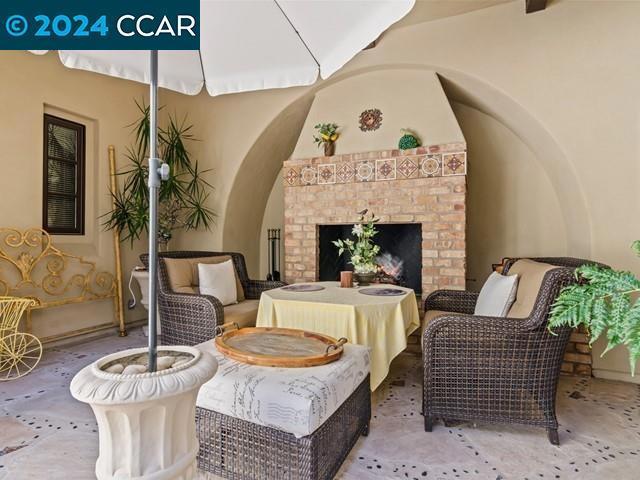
[{"x1": 223, "y1": 65, "x2": 591, "y2": 278}]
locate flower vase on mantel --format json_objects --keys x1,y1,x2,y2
[
  {"x1": 323, "y1": 141, "x2": 335, "y2": 157},
  {"x1": 314, "y1": 122, "x2": 339, "y2": 157}
]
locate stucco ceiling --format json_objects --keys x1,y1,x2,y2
[{"x1": 390, "y1": 0, "x2": 513, "y2": 30}]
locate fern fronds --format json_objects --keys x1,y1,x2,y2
[{"x1": 549, "y1": 253, "x2": 640, "y2": 375}]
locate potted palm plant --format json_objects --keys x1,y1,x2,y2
[
  {"x1": 104, "y1": 101, "x2": 216, "y2": 332},
  {"x1": 549, "y1": 241, "x2": 640, "y2": 374},
  {"x1": 333, "y1": 210, "x2": 381, "y2": 286},
  {"x1": 103, "y1": 100, "x2": 216, "y2": 249}
]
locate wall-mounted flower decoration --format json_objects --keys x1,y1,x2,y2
[
  {"x1": 313, "y1": 123, "x2": 340, "y2": 156},
  {"x1": 359, "y1": 108, "x2": 383, "y2": 132}
]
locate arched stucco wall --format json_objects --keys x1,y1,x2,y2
[
  {"x1": 221, "y1": 95, "x2": 314, "y2": 275},
  {"x1": 439, "y1": 72, "x2": 590, "y2": 258},
  {"x1": 224, "y1": 65, "x2": 588, "y2": 278},
  {"x1": 453, "y1": 101, "x2": 568, "y2": 290}
]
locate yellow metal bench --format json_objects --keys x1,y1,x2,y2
[{"x1": 0, "y1": 227, "x2": 120, "y2": 344}]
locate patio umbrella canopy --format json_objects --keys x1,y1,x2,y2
[
  {"x1": 35, "y1": 0, "x2": 414, "y2": 96},
  {"x1": 33, "y1": 0, "x2": 415, "y2": 370}
]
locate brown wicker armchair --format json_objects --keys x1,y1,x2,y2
[
  {"x1": 422, "y1": 257, "x2": 605, "y2": 445},
  {"x1": 140, "y1": 251, "x2": 285, "y2": 346}
]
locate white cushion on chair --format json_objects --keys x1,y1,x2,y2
[
  {"x1": 474, "y1": 272, "x2": 519, "y2": 317},
  {"x1": 198, "y1": 260, "x2": 238, "y2": 306}
]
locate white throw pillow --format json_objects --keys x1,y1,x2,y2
[
  {"x1": 198, "y1": 260, "x2": 238, "y2": 306},
  {"x1": 474, "y1": 272, "x2": 519, "y2": 317}
]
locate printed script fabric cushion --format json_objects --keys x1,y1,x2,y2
[
  {"x1": 196, "y1": 341, "x2": 371, "y2": 438},
  {"x1": 474, "y1": 271, "x2": 520, "y2": 317},
  {"x1": 198, "y1": 260, "x2": 238, "y2": 306}
]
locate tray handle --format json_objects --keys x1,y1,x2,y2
[
  {"x1": 325, "y1": 337, "x2": 348, "y2": 355},
  {"x1": 215, "y1": 322, "x2": 240, "y2": 337}
]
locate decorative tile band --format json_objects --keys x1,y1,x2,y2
[{"x1": 284, "y1": 146, "x2": 466, "y2": 187}]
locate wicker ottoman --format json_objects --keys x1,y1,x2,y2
[{"x1": 195, "y1": 342, "x2": 371, "y2": 480}]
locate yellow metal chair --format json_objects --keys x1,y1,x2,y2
[{"x1": 0, "y1": 296, "x2": 42, "y2": 381}]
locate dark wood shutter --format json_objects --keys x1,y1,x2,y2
[{"x1": 43, "y1": 115, "x2": 85, "y2": 235}]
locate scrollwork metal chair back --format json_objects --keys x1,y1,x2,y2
[
  {"x1": 0, "y1": 296, "x2": 41, "y2": 381},
  {"x1": 0, "y1": 228, "x2": 117, "y2": 341}
]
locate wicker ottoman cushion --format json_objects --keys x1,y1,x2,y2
[{"x1": 196, "y1": 341, "x2": 370, "y2": 437}]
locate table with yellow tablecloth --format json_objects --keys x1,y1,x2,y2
[{"x1": 256, "y1": 281, "x2": 420, "y2": 390}]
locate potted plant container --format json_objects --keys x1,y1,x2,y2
[
  {"x1": 333, "y1": 210, "x2": 381, "y2": 286},
  {"x1": 313, "y1": 122, "x2": 339, "y2": 157},
  {"x1": 70, "y1": 346, "x2": 217, "y2": 480}
]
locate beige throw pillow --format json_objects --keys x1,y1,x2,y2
[
  {"x1": 163, "y1": 255, "x2": 245, "y2": 301},
  {"x1": 506, "y1": 259, "x2": 557, "y2": 318},
  {"x1": 474, "y1": 272, "x2": 519, "y2": 317},
  {"x1": 198, "y1": 260, "x2": 238, "y2": 306}
]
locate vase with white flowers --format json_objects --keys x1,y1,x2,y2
[{"x1": 333, "y1": 210, "x2": 380, "y2": 286}]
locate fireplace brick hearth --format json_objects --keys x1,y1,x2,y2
[{"x1": 282, "y1": 144, "x2": 467, "y2": 296}]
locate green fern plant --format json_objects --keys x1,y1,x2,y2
[{"x1": 549, "y1": 241, "x2": 640, "y2": 374}]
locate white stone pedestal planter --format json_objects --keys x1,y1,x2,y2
[{"x1": 70, "y1": 346, "x2": 217, "y2": 480}]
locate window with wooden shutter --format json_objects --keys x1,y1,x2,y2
[{"x1": 43, "y1": 114, "x2": 85, "y2": 235}]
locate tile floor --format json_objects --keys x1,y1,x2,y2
[{"x1": 1, "y1": 328, "x2": 639, "y2": 480}]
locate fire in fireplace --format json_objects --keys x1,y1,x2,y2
[{"x1": 318, "y1": 223, "x2": 422, "y2": 293}]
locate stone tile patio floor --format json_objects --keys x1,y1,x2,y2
[{"x1": 1, "y1": 328, "x2": 639, "y2": 480}]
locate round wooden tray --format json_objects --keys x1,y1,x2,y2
[{"x1": 214, "y1": 323, "x2": 347, "y2": 368}]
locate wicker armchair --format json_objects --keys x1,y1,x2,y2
[
  {"x1": 140, "y1": 251, "x2": 285, "y2": 346},
  {"x1": 422, "y1": 257, "x2": 604, "y2": 445}
]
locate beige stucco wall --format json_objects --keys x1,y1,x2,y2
[
  {"x1": 292, "y1": 70, "x2": 464, "y2": 158},
  {"x1": 258, "y1": 169, "x2": 284, "y2": 280},
  {"x1": 454, "y1": 102, "x2": 568, "y2": 291},
  {"x1": 166, "y1": 87, "x2": 310, "y2": 275},
  {"x1": 0, "y1": 51, "x2": 152, "y2": 340}
]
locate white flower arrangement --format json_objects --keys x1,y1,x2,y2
[{"x1": 333, "y1": 210, "x2": 380, "y2": 274}]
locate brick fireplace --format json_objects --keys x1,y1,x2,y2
[{"x1": 282, "y1": 143, "x2": 467, "y2": 296}]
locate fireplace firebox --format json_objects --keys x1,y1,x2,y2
[{"x1": 318, "y1": 223, "x2": 422, "y2": 293}]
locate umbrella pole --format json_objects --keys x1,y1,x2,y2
[{"x1": 147, "y1": 50, "x2": 160, "y2": 372}]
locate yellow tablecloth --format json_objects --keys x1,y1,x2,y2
[{"x1": 256, "y1": 281, "x2": 420, "y2": 390}]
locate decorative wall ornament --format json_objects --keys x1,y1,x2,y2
[
  {"x1": 336, "y1": 163, "x2": 355, "y2": 183},
  {"x1": 442, "y1": 152, "x2": 468, "y2": 176},
  {"x1": 375, "y1": 159, "x2": 397, "y2": 181},
  {"x1": 300, "y1": 166, "x2": 317, "y2": 185},
  {"x1": 284, "y1": 167, "x2": 300, "y2": 186},
  {"x1": 358, "y1": 108, "x2": 383, "y2": 132},
  {"x1": 355, "y1": 161, "x2": 375, "y2": 182},
  {"x1": 283, "y1": 144, "x2": 466, "y2": 188},
  {"x1": 398, "y1": 129, "x2": 421, "y2": 150},
  {"x1": 318, "y1": 164, "x2": 337, "y2": 185},
  {"x1": 420, "y1": 155, "x2": 441, "y2": 177},
  {"x1": 398, "y1": 157, "x2": 419, "y2": 179}
]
